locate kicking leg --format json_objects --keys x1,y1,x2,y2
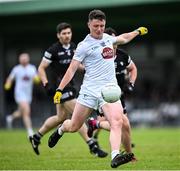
[
  {"x1": 64, "y1": 99, "x2": 108, "y2": 157},
  {"x1": 48, "y1": 102, "x2": 91, "y2": 148}
]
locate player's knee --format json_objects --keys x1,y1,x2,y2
[
  {"x1": 111, "y1": 117, "x2": 123, "y2": 129},
  {"x1": 69, "y1": 126, "x2": 79, "y2": 132},
  {"x1": 56, "y1": 115, "x2": 65, "y2": 123},
  {"x1": 63, "y1": 119, "x2": 79, "y2": 133},
  {"x1": 70, "y1": 123, "x2": 80, "y2": 132},
  {"x1": 56, "y1": 112, "x2": 66, "y2": 122}
]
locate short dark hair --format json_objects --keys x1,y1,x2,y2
[
  {"x1": 104, "y1": 27, "x2": 117, "y2": 36},
  {"x1": 56, "y1": 22, "x2": 72, "y2": 33},
  {"x1": 88, "y1": 9, "x2": 106, "y2": 21}
]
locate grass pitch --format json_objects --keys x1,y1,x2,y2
[{"x1": 0, "y1": 127, "x2": 180, "y2": 170}]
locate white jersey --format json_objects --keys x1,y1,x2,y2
[
  {"x1": 9, "y1": 64, "x2": 37, "y2": 103},
  {"x1": 74, "y1": 33, "x2": 118, "y2": 97}
]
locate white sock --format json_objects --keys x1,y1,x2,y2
[
  {"x1": 6, "y1": 115, "x2": 13, "y2": 122},
  {"x1": 58, "y1": 125, "x2": 64, "y2": 135},
  {"x1": 111, "y1": 150, "x2": 119, "y2": 160},
  {"x1": 96, "y1": 120, "x2": 100, "y2": 129},
  {"x1": 6, "y1": 115, "x2": 13, "y2": 129},
  {"x1": 27, "y1": 128, "x2": 34, "y2": 137}
]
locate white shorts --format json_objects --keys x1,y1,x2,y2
[
  {"x1": 15, "y1": 91, "x2": 32, "y2": 104},
  {"x1": 77, "y1": 94, "x2": 107, "y2": 111}
]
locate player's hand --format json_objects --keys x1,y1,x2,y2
[
  {"x1": 53, "y1": 89, "x2": 63, "y2": 104},
  {"x1": 136, "y1": 27, "x2": 148, "y2": 36},
  {"x1": 127, "y1": 82, "x2": 134, "y2": 92},
  {"x1": 33, "y1": 75, "x2": 41, "y2": 84},
  {"x1": 4, "y1": 83, "x2": 11, "y2": 90},
  {"x1": 124, "y1": 82, "x2": 134, "y2": 94},
  {"x1": 44, "y1": 83, "x2": 55, "y2": 96}
]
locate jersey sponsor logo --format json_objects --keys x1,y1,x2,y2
[
  {"x1": 58, "y1": 50, "x2": 72, "y2": 56},
  {"x1": 101, "y1": 47, "x2": 113, "y2": 59},
  {"x1": 58, "y1": 52, "x2": 65, "y2": 56},
  {"x1": 59, "y1": 59, "x2": 71, "y2": 64}
]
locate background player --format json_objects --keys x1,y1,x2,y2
[{"x1": 4, "y1": 53, "x2": 40, "y2": 137}]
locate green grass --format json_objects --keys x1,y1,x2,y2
[{"x1": 0, "y1": 128, "x2": 180, "y2": 170}]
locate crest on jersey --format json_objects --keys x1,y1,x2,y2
[
  {"x1": 101, "y1": 47, "x2": 113, "y2": 59},
  {"x1": 23, "y1": 75, "x2": 30, "y2": 81},
  {"x1": 100, "y1": 42, "x2": 106, "y2": 47}
]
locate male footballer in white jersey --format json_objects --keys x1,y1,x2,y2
[
  {"x1": 29, "y1": 22, "x2": 107, "y2": 157},
  {"x1": 48, "y1": 9, "x2": 148, "y2": 168},
  {"x1": 4, "y1": 53, "x2": 40, "y2": 137}
]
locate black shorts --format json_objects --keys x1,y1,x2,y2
[
  {"x1": 61, "y1": 87, "x2": 76, "y2": 104},
  {"x1": 44, "y1": 83, "x2": 76, "y2": 104},
  {"x1": 120, "y1": 94, "x2": 127, "y2": 114}
]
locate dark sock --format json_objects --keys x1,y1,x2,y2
[
  {"x1": 87, "y1": 139, "x2": 96, "y2": 148},
  {"x1": 93, "y1": 131, "x2": 99, "y2": 139},
  {"x1": 36, "y1": 132, "x2": 43, "y2": 139},
  {"x1": 87, "y1": 139, "x2": 94, "y2": 145}
]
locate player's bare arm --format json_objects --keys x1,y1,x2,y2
[
  {"x1": 58, "y1": 59, "x2": 81, "y2": 90},
  {"x1": 115, "y1": 27, "x2": 148, "y2": 45},
  {"x1": 127, "y1": 62, "x2": 137, "y2": 84},
  {"x1": 78, "y1": 63, "x2": 85, "y2": 72},
  {"x1": 38, "y1": 59, "x2": 50, "y2": 86}
]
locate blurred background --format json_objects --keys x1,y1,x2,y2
[{"x1": 0, "y1": 0, "x2": 180, "y2": 128}]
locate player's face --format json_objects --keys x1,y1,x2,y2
[
  {"x1": 57, "y1": 28, "x2": 72, "y2": 45},
  {"x1": 19, "y1": 53, "x2": 30, "y2": 66},
  {"x1": 88, "y1": 19, "x2": 106, "y2": 39}
]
